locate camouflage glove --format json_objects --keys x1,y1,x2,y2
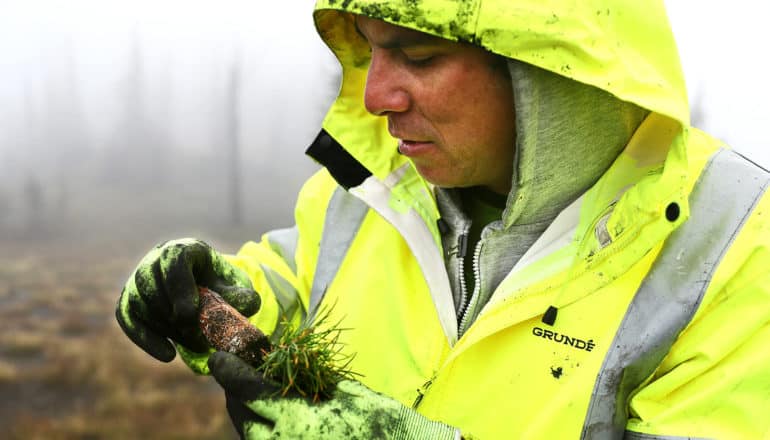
[
  {"x1": 116, "y1": 238, "x2": 260, "y2": 362},
  {"x1": 208, "y1": 351, "x2": 459, "y2": 440}
]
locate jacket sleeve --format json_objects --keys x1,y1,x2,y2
[
  {"x1": 177, "y1": 169, "x2": 339, "y2": 374},
  {"x1": 625, "y1": 192, "x2": 770, "y2": 439}
]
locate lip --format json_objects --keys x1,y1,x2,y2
[{"x1": 397, "y1": 139, "x2": 434, "y2": 157}]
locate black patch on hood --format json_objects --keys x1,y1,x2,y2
[{"x1": 306, "y1": 129, "x2": 372, "y2": 190}]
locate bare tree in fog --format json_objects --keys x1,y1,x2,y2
[
  {"x1": 0, "y1": 27, "x2": 90, "y2": 238},
  {"x1": 103, "y1": 35, "x2": 172, "y2": 188},
  {"x1": 6, "y1": 37, "x2": 91, "y2": 236},
  {"x1": 226, "y1": 54, "x2": 243, "y2": 227},
  {"x1": 44, "y1": 41, "x2": 91, "y2": 230},
  {"x1": 23, "y1": 175, "x2": 44, "y2": 234},
  {"x1": 0, "y1": 185, "x2": 9, "y2": 229},
  {"x1": 18, "y1": 87, "x2": 44, "y2": 232}
]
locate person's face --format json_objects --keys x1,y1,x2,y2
[{"x1": 356, "y1": 16, "x2": 517, "y2": 195}]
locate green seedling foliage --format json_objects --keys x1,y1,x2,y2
[{"x1": 258, "y1": 305, "x2": 360, "y2": 401}]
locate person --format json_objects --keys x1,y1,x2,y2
[{"x1": 116, "y1": 0, "x2": 770, "y2": 438}]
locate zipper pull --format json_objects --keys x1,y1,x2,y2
[
  {"x1": 542, "y1": 305, "x2": 558, "y2": 326},
  {"x1": 436, "y1": 218, "x2": 450, "y2": 235},
  {"x1": 457, "y1": 233, "x2": 468, "y2": 258}
]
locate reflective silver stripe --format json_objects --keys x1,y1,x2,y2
[
  {"x1": 259, "y1": 263, "x2": 302, "y2": 319},
  {"x1": 352, "y1": 173, "x2": 458, "y2": 344},
  {"x1": 308, "y1": 187, "x2": 369, "y2": 317},
  {"x1": 581, "y1": 149, "x2": 770, "y2": 439},
  {"x1": 265, "y1": 226, "x2": 299, "y2": 274},
  {"x1": 258, "y1": 262, "x2": 303, "y2": 340},
  {"x1": 263, "y1": 227, "x2": 302, "y2": 335},
  {"x1": 624, "y1": 430, "x2": 711, "y2": 440}
]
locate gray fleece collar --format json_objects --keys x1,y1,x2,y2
[{"x1": 503, "y1": 60, "x2": 649, "y2": 228}]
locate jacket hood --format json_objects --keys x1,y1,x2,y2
[{"x1": 312, "y1": 0, "x2": 690, "y2": 190}]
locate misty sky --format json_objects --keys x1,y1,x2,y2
[
  {"x1": 0, "y1": 0, "x2": 768, "y2": 187},
  {"x1": 0, "y1": 0, "x2": 336, "y2": 154}
]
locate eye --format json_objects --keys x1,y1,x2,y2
[
  {"x1": 402, "y1": 50, "x2": 436, "y2": 66},
  {"x1": 401, "y1": 46, "x2": 439, "y2": 66}
]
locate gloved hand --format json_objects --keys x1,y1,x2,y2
[
  {"x1": 208, "y1": 351, "x2": 460, "y2": 440},
  {"x1": 116, "y1": 238, "x2": 260, "y2": 362}
]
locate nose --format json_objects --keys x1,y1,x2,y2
[{"x1": 363, "y1": 50, "x2": 409, "y2": 116}]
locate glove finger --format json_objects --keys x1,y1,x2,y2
[
  {"x1": 210, "y1": 282, "x2": 261, "y2": 317},
  {"x1": 207, "y1": 251, "x2": 261, "y2": 310},
  {"x1": 131, "y1": 259, "x2": 212, "y2": 352},
  {"x1": 133, "y1": 258, "x2": 172, "y2": 320},
  {"x1": 208, "y1": 351, "x2": 282, "y2": 402},
  {"x1": 115, "y1": 291, "x2": 176, "y2": 362},
  {"x1": 172, "y1": 323, "x2": 211, "y2": 353},
  {"x1": 160, "y1": 242, "x2": 207, "y2": 324},
  {"x1": 225, "y1": 392, "x2": 275, "y2": 439},
  {"x1": 132, "y1": 293, "x2": 210, "y2": 354}
]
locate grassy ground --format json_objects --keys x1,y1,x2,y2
[{"x1": 0, "y1": 236, "x2": 239, "y2": 439}]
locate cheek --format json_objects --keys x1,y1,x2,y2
[
  {"x1": 468, "y1": 77, "x2": 515, "y2": 141},
  {"x1": 482, "y1": 68, "x2": 516, "y2": 138},
  {"x1": 420, "y1": 70, "x2": 484, "y2": 126},
  {"x1": 415, "y1": 56, "x2": 515, "y2": 154}
]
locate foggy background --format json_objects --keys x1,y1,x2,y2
[
  {"x1": 0, "y1": 0, "x2": 768, "y2": 246},
  {"x1": 0, "y1": 2, "x2": 338, "y2": 436},
  {"x1": 0, "y1": 0, "x2": 338, "y2": 248}
]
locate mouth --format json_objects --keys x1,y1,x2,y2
[
  {"x1": 389, "y1": 120, "x2": 435, "y2": 157},
  {"x1": 397, "y1": 139, "x2": 434, "y2": 157}
]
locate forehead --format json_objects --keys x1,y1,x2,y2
[{"x1": 354, "y1": 15, "x2": 453, "y2": 49}]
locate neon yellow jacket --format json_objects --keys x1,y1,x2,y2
[{"x1": 181, "y1": 0, "x2": 770, "y2": 438}]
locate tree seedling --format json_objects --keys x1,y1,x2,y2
[{"x1": 198, "y1": 287, "x2": 358, "y2": 401}]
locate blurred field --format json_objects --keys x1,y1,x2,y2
[{"x1": 0, "y1": 236, "x2": 240, "y2": 439}]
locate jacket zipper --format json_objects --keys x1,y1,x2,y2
[
  {"x1": 455, "y1": 226, "x2": 471, "y2": 323},
  {"x1": 458, "y1": 237, "x2": 483, "y2": 337}
]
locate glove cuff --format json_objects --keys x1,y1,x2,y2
[{"x1": 395, "y1": 406, "x2": 460, "y2": 440}]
